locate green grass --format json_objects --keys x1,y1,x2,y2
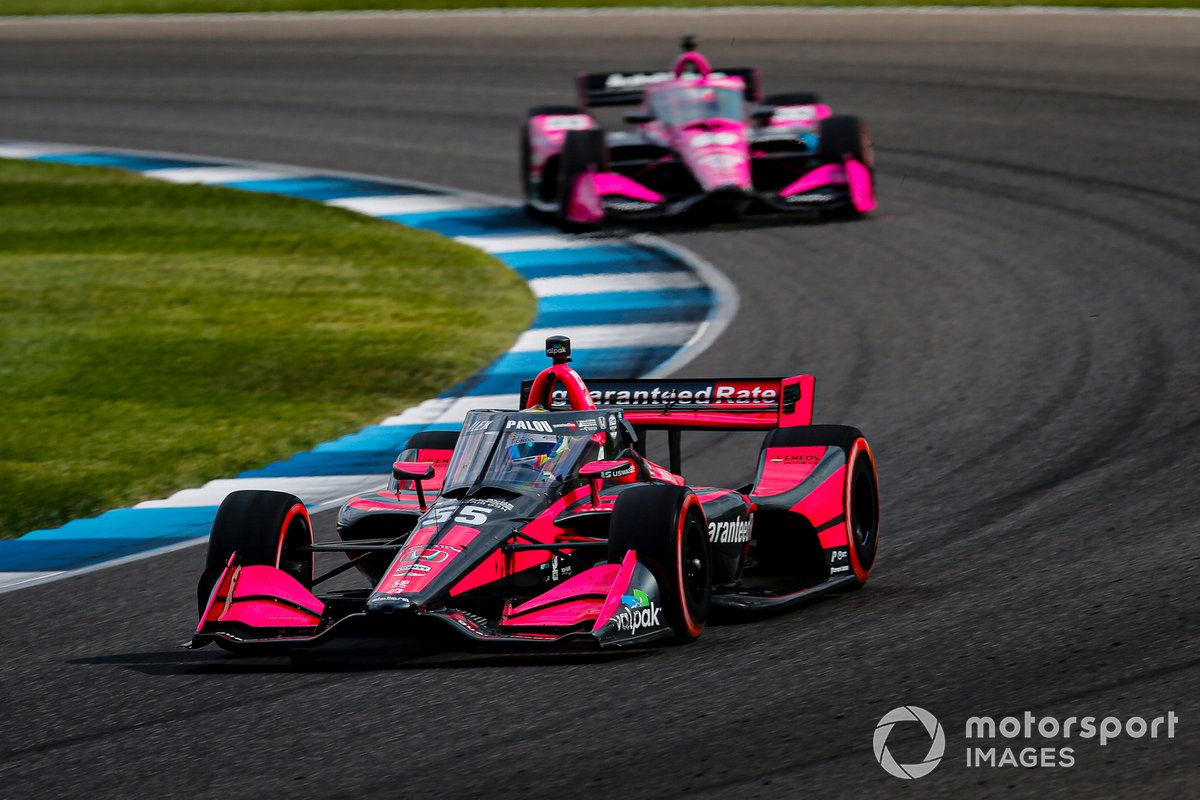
[
  {"x1": 0, "y1": 158, "x2": 534, "y2": 538},
  {"x1": 0, "y1": 0, "x2": 1196, "y2": 14}
]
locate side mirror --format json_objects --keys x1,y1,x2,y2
[
  {"x1": 580, "y1": 460, "x2": 637, "y2": 508},
  {"x1": 392, "y1": 461, "x2": 435, "y2": 510},
  {"x1": 623, "y1": 111, "x2": 655, "y2": 124}
]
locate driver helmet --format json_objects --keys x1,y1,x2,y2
[{"x1": 506, "y1": 433, "x2": 570, "y2": 475}]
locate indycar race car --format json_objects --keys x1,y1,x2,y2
[
  {"x1": 192, "y1": 336, "x2": 880, "y2": 651},
  {"x1": 521, "y1": 36, "x2": 876, "y2": 229}
]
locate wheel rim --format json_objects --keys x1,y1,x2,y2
[
  {"x1": 850, "y1": 462, "x2": 878, "y2": 569},
  {"x1": 277, "y1": 504, "x2": 314, "y2": 585},
  {"x1": 681, "y1": 515, "x2": 710, "y2": 609}
]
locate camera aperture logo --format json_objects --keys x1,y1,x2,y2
[
  {"x1": 873, "y1": 706, "x2": 946, "y2": 779},
  {"x1": 873, "y1": 707, "x2": 1180, "y2": 779}
]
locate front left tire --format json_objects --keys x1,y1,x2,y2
[
  {"x1": 556, "y1": 128, "x2": 608, "y2": 232},
  {"x1": 608, "y1": 484, "x2": 712, "y2": 642}
]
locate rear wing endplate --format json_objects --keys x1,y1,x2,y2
[
  {"x1": 576, "y1": 67, "x2": 762, "y2": 108},
  {"x1": 519, "y1": 376, "x2": 813, "y2": 430}
]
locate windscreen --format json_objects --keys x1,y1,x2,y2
[
  {"x1": 443, "y1": 412, "x2": 610, "y2": 493},
  {"x1": 650, "y1": 86, "x2": 744, "y2": 126}
]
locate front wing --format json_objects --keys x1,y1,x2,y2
[
  {"x1": 192, "y1": 550, "x2": 673, "y2": 651},
  {"x1": 556, "y1": 159, "x2": 874, "y2": 225}
]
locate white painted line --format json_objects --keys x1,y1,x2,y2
[
  {"x1": 376, "y1": 396, "x2": 457, "y2": 426},
  {"x1": 141, "y1": 166, "x2": 306, "y2": 184},
  {"x1": 0, "y1": 571, "x2": 64, "y2": 592},
  {"x1": 513, "y1": 323, "x2": 698, "y2": 352},
  {"x1": 455, "y1": 233, "x2": 622, "y2": 254},
  {"x1": 0, "y1": 143, "x2": 78, "y2": 158},
  {"x1": 135, "y1": 474, "x2": 386, "y2": 510},
  {"x1": 0, "y1": 538, "x2": 207, "y2": 596},
  {"x1": 380, "y1": 394, "x2": 521, "y2": 426},
  {"x1": 529, "y1": 270, "x2": 703, "y2": 297},
  {"x1": 327, "y1": 194, "x2": 502, "y2": 217},
  {"x1": 635, "y1": 234, "x2": 740, "y2": 378}
]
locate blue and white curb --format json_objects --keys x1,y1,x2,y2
[{"x1": 0, "y1": 141, "x2": 736, "y2": 592}]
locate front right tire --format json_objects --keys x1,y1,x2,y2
[
  {"x1": 196, "y1": 490, "x2": 314, "y2": 615},
  {"x1": 521, "y1": 104, "x2": 586, "y2": 219}
]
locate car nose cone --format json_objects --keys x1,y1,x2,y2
[
  {"x1": 366, "y1": 595, "x2": 415, "y2": 614},
  {"x1": 703, "y1": 186, "x2": 752, "y2": 216}
]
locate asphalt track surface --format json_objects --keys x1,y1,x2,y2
[{"x1": 1, "y1": 10, "x2": 1198, "y2": 799}]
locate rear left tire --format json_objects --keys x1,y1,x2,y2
[
  {"x1": 765, "y1": 91, "x2": 821, "y2": 106},
  {"x1": 759, "y1": 425, "x2": 879, "y2": 587}
]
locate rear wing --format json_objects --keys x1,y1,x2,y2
[
  {"x1": 576, "y1": 67, "x2": 762, "y2": 108},
  {"x1": 519, "y1": 376, "x2": 814, "y2": 430}
]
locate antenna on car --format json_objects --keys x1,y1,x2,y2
[
  {"x1": 681, "y1": 34, "x2": 697, "y2": 52},
  {"x1": 545, "y1": 335, "x2": 572, "y2": 364}
]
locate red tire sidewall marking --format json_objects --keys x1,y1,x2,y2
[
  {"x1": 676, "y1": 493, "x2": 705, "y2": 638},
  {"x1": 275, "y1": 502, "x2": 313, "y2": 583}
]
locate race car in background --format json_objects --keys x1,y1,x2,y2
[
  {"x1": 521, "y1": 36, "x2": 876, "y2": 229},
  {"x1": 191, "y1": 336, "x2": 880, "y2": 652}
]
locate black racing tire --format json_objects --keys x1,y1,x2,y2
[
  {"x1": 818, "y1": 115, "x2": 874, "y2": 220},
  {"x1": 521, "y1": 105, "x2": 586, "y2": 216},
  {"x1": 392, "y1": 426, "x2": 459, "y2": 492},
  {"x1": 818, "y1": 114, "x2": 874, "y2": 171},
  {"x1": 760, "y1": 425, "x2": 879, "y2": 587},
  {"x1": 520, "y1": 124, "x2": 535, "y2": 208},
  {"x1": 608, "y1": 484, "x2": 711, "y2": 642},
  {"x1": 403, "y1": 429, "x2": 460, "y2": 452},
  {"x1": 845, "y1": 441, "x2": 880, "y2": 587},
  {"x1": 196, "y1": 490, "x2": 314, "y2": 615},
  {"x1": 765, "y1": 91, "x2": 821, "y2": 106},
  {"x1": 526, "y1": 104, "x2": 585, "y2": 118},
  {"x1": 556, "y1": 128, "x2": 608, "y2": 232}
]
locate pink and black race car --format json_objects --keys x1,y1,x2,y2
[
  {"x1": 192, "y1": 336, "x2": 880, "y2": 652},
  {"x1": 521, "y1": 36, "x2": 876, "y2": 229}
]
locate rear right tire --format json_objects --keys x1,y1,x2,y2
[{"x1": 402, "y1": 429, "x2": 460, "y2": 453}]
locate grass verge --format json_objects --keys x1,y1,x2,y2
[
  {"x1": 0, "y1": 0, "x2": 1197, "y2": 15},
  {"x1": 0, "y1": 158, "x2": 534, "y2": 538}
]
